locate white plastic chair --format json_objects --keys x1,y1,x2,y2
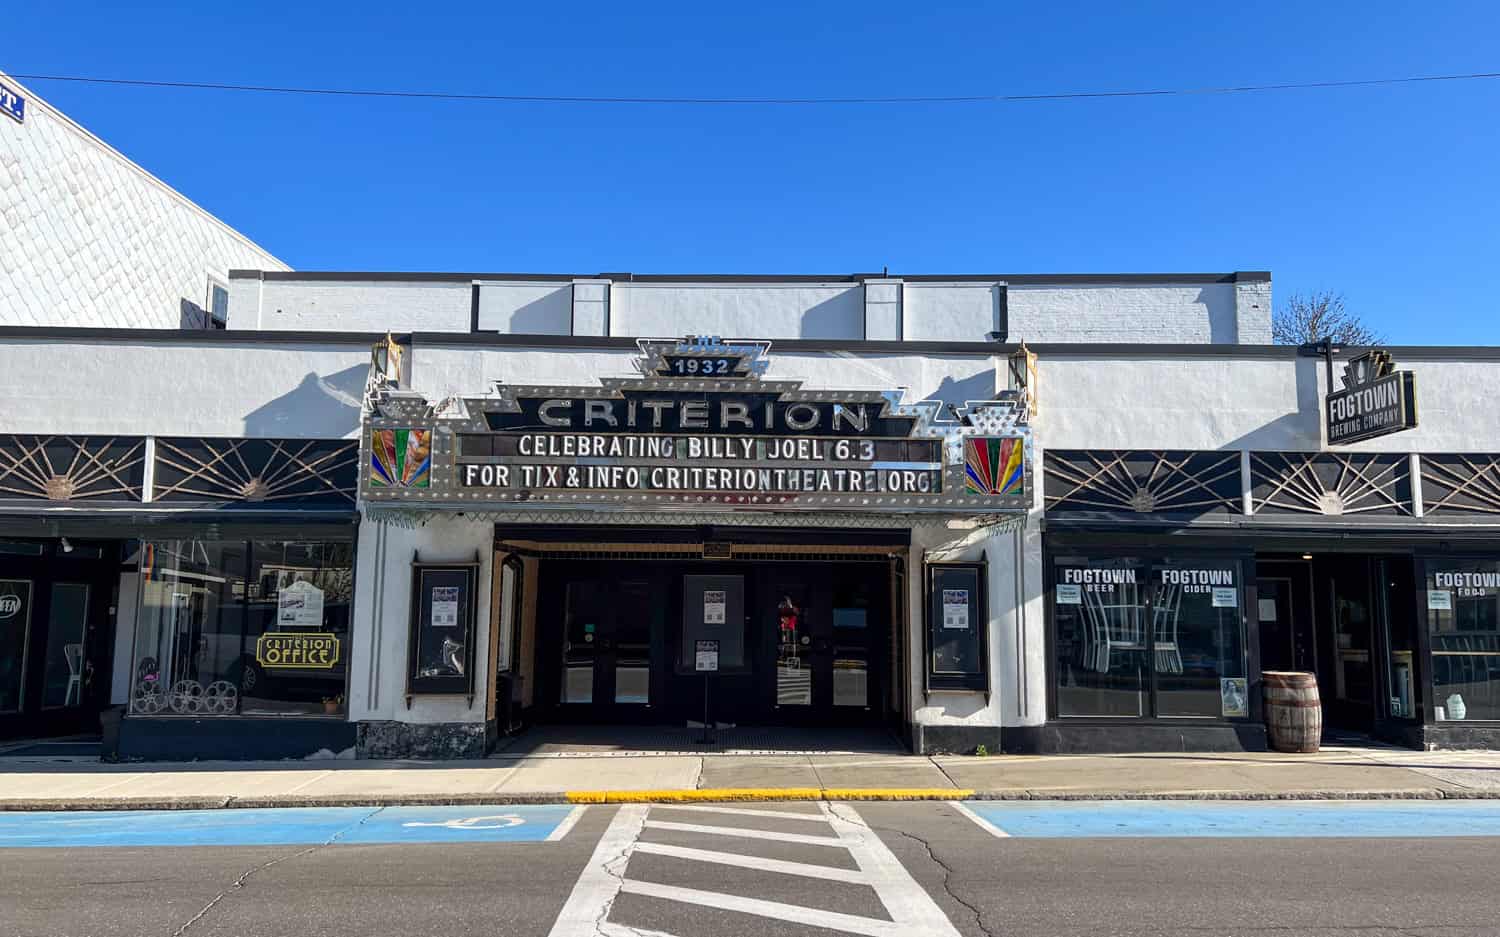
[
  {"x1": 63, "y1": 643, "x2": 83, "y2": 706},
  {"x1": 1152, "y1": 584, "x2": 1184, "y2": 674},
  {"x1": 1081, "y1": 584, "x2": 1144, "y2": 673}
]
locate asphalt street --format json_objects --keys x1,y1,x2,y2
[{"x1": 4, "y1": 801, "x2": 1500, "y2": 937}]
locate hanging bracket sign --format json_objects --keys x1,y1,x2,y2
[{"x1": 1326, "y1": 350, "x2": 1418, "y2": 446}]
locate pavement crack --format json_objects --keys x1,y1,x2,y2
[
  {"x1": 165, "y1": 806, "x2": 381, "y2": 937},
  {"x1": 590, "y1": 805, "x2": 642, "y2": 937},
  {"x1": 931, "y1": 757, "x2": 964, "y2": 790},
  {"x1": 863, "y1": 818, "x2": 995, "y2": 937}
]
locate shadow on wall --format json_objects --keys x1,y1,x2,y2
[
  {"x1": 495, "y1": 291, "x2": 570, "y2": 335},
  {"x1": 1201, "y1": 287, "x2": 1239, "y2": 344},
  {"x1": 1223, "y1": 356, "x2": 1325, "y2": 451},
  {"x1": 924, "y1": 371, "x2": 997, "y2": 417},
  {"x1": 243, "y1": 364, "x2": 367, "y2": 437},
  {"x1": 799, "y1": 293, "x2": 863, "y2": 339}
]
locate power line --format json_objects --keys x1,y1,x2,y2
[{"x1": 9, "y1": 70, "x2": 1500, "y2": 107}]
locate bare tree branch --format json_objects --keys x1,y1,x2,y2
[{"x1": 1272, "y1": 290, "x2": 1384, "y2": 345}]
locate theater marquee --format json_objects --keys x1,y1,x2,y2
[{"x1": 361, "y1": 336, "x2": 1032, "y2": 513}]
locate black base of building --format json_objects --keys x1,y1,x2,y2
[
  {"x1": 118, "y1": 717, "x2": 357, "y2": 761},
  {"x1": 1030, "y1": 721, "x2": 1269, "y2": 754},
  {"x1": 356, "y1": 720, "x2": 497, "y2": 759},
  {"x1": 911, "y1": 724, "x2": 1002, "y2": 755},
  {"x1": 1382, "y1": 722, "x2": 1500, "y2": 751}
]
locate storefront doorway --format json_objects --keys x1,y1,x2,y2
[
  {"x1": 532, "y1": 554, "x2": 895, "y2": 729},
  {"x1": 0, "y1": 540, "x2": 120, "y2": 740},
  {"x1": 1255, "y1": 553, "x2": 1417, "y2": 736}
]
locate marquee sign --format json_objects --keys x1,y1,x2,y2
[
  {"x1": 1326, "y1": 350, "x2": 1418, "y2": 446},
  {"x1": 361, "y1": 336, "x2": 1031, "y2": 514}
]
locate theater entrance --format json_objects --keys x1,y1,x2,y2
[{"x1": 517, "y1": 529, "x2": 905, "y2": 730}]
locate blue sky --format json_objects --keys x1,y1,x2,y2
[{"x1": 6, "y1": 1, "x2": 1498, "y2": 343}]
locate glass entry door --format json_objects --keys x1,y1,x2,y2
[
  {"x1": 558, "y1": 572, "x2": 660, "y2": 713},
  {"x1": 765, "y1": 564, "x2": 884, "y2": 722}
]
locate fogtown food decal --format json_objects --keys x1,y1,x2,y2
[{"x1": 360, "y1": 336, "x2": 1032, "y2": 513}]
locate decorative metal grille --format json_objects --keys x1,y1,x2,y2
[
  {"x1": 1421, "y1": 454, "x2": 1500, "y2": 516},
  {"x1": 1249, "y1": 451, "x2": 1412, "y2": 516},
  {"x1": 0, "y1": 435, "x2": 146, "y2": 502},
  {"x1": 153, "y1": 438, "x2": 359, "y2": 507},
  {"x1": 1044, "y1": 450, "x2": 1242, "y2": 516}
]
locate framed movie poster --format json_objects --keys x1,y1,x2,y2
[
  {"x1": 407, "y1": 554, "x2": 480, "y2": 704},
  {"x1": 925, "y1": 560, "x2": 989, "y2": 694}
]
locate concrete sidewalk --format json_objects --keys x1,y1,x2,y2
[{"x1": 3, "y1": 744, "x2": 1500, "y2": 809}]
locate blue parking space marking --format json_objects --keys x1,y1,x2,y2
[
  {"x1": 960, "y1": 800, "x2": 1500, "y2": 838},
  {"x1": 0, "y1": 804, "x2": 583, "y2": 848}
]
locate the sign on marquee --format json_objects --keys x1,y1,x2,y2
[
  {"x1": 1326, "y1": 350, "x2": 1418, "y2": 446},
  {"x1": 0, "y1": 80, "x2": 24, "y2": 124},
  {"x1": 360, "y1": 336, "x2": 1031, "y2": 513}
]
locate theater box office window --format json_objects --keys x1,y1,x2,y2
[
  {"x1": 129, "y1": 539, "x2": 354, "y2": 718},
  {"x1": 1049, "y1": 549, "x2": 1251, "y2": 724}
]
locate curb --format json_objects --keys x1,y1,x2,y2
[{"x1": 2, "y1": 787, "x2": 1498, "y2": 811}]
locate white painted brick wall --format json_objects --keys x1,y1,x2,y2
[
  {"x1": 0, "y1": 72, "x2": 287, "y2": 328},
  {"x1": 1007, "y1": 283, "x2": 1239, "y2": 344}
]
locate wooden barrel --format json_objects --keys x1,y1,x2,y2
[{"x1": 1262, "y1": 671, "x2": 1322, "y2": 753}]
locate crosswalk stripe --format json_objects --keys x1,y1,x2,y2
[
  {"x1": 618, "y1": 879, "x2": 907, "y2": 937},
  {"x1": 545, "y1": 804, "x2": 647, "y2": 937},
  {"x1": 651, "y1": 804, "x2": 833, "y2": 823},
  {"x1": 824, "y1": 803, "x2": 963, "y2": 936},
  {"x1": 642, "y1": 819, "x2": 845, "y2": 846},
  {"x1": 598, "y1": 924, "x2": 682, "y2": 937},
  {"x1": 631, "y1": 840, "x2": 870, "y2": 883}
]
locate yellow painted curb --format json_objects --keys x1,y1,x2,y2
[{"x1": 565, "y1": 788, "x2": 971, "y2": 804}]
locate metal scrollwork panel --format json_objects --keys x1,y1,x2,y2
[
  {"x1": 1250, "y1": 451, "x2": 1412, "y2": 516},
  {"x1": 0, "y1": 435, "x2": 146, "y2": 502},
  {"x1": 1421, "y1": 454, "x2": 1500, "y2": 516},
  {"x1": 1044, "y1": 450, "x2": 1242, "y2": 517},
  {"x1": 153, "y1": 438, "x2": 359, "y2": 507}
]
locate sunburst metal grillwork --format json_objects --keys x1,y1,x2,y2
[
  {"x1": 1421, "y1": 454, "x2": 1500, "y2": 516},
  {"x1": 1044, "y1": 450, "x2": 1242, "y2": 516},
  {"x1": 1250, "y1": 451, "x2": 1412, "y2": 516},
  {"x1": 0, "y1": 435, "x2": 146, "y2": 501},
  {"x1": 153, "y1": 438, "x2": 359, "y2": 506}
]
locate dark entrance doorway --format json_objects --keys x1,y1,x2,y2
[
  {"x1": 1256, "y1": 553, "x2": 1417, "y2": 736},
  {"x1": 534, "y1": 555, "x2": 894, "y2": 728},
  {"x1": 0, "y1": 540, "x2": 120, "y2": 740}
]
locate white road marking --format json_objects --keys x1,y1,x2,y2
[
  {"x1": 631, "y1": 840, "x2": 869, "y2": 883},
  {"x1": 545, "y1": 804, "x2": 647, "y2": 937},
  {"x1": 652, "y1": 804, "x2": 832, "y2": 823},
  {"x1": 950, "y1": 800, "x2": 1011, "y2": 838},
  {"x1": 549, "y1": 802, "x2": 962, "y2": 937},
  {"x1": 546, "y1": 805, "x2": 586, "y2": 842},
  {"x1": 824, "y1": 803, "x2": 963, "y2": 935},
  {"x1": 619, "y1": 879, "x2": 908, "y2": 937},
  {"x1": 401, "y1": 813, "x2": 524, "y2": 830},
  {"x1": 642, "y1": 819, "x2": 844, "y2": 846}
]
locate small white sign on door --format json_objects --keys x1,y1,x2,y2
[
  {"x1": 703, "y1": 590, "x2": 727, "y2": 625},
  {"x1": 1211, "y1": 587, "x2": 1238, "y2": 609},
  {"x1": 941, "y1": 589, "x2": 970, "y2": 630},
  {"x1": 1258, "y1": 598, "x2": 1278, "y2": 621},
  {"x1": 1056, "y1": 583, "x2": 1082, "y2": 605},
  {"x1": 695, "y1": 639, "x2": 720, "y2": 672},
  {"x1": 1427, "y1": 589, "x2": 1453, "y2": 611}
]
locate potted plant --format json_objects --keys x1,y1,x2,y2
[{"x1": 321, "y1": 694, "x2": 344, "y2": 715}]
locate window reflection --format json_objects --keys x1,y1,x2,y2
[{"x1": 1427, "y1": 560, "x2": 1500, "y2": 722}]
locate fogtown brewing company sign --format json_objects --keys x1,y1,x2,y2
[
  {"x1": 1326, "y1": 350, "x2": 1418, "y2": 446},
  {"x1": 361, "y1": 336, "x2": 1032, "y2": 514}
]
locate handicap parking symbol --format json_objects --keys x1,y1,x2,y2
[{"x1": 402, "y1": 813, "x2": 526, "y2": 831}]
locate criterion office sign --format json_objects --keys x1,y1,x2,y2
[
  {"x1": 1326, "y1": 350, "x2": 1418, "y2": 446},
  {"x1": 361, "y1": 336, "x2": 1032, "y2": 514}
]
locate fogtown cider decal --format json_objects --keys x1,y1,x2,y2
[
  {"x1": 360, "y1": 336, "x2": 1032, "y2": 513},
  {"x1": 1326, "y1": 350, "x2": 1418, "y2": 446}
]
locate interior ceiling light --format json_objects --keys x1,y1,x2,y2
[{"x1": 1301, "y1": 553, "x2": 1313, "y2": 560}]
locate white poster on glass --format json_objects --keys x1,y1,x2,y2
[
  {"x1": 277, "y1": 580, "x2": 325, "y2": 630},
  {"x1": 1427, "y1": 589, "x2": 1453, "y2": 611},
  {"x1": 942, "y1": 589, "x2": 970, "y2": 630},
  {"x1": 1211, "y1": 587, "x2": 1238, "y2": 608},
  {"x1": 703, "y1": 590, "x2": 727, "y2": 625},
  {"x1": 1056, "y1": 584, "x2": 1082, "y2": 605},
  {"x1": 431, "y1": 586, "x2": 461, "y2": 627}
]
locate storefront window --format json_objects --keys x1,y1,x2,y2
[
  {"x1": 1054, "y1": 557, "x2": 1148, "y2": 717},
  {"x1": 1152, "y1": 560, "x2": 1246, "y2": 718},
  {"x1": 1053, "y1": 554, "x2": 1247, "y2": 719},
  {"x1": 131, "y1": 539, "x2": 352, "y2": 717},
  {"x1": 1426, "y1": 559, "x2": 1500, "y2": 723}
]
